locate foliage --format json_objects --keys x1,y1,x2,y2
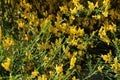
[{"x1": 0, "y1": 0, "x2": 120, "y2": 79}]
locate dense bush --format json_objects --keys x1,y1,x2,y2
[{"x1": 0, "y1": 0, "x2": 120, "y2": 79}]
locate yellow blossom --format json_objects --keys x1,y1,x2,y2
[
  {"x1": 56, "y1": 64, "x2": 63, "y2": 74},
  {"x1": 71, "y1": 39, "x2": 78, "y2": 46},
  {"x1": 25, "y1": 52, "x2": 32, "y2": 60},
  {"x1": 49, "y1": 71, "x2": 54, "y2": 77},
  {"x1": 72, "y1": 0, "x2": 79, "y2": 6},
  {"x1": 99, "y1": 26, "x2": 106, "y2": 37},
  {"x1": 70, "y1": 15, "x2": 75, "y2": 21},
  {"x1": 38, "y1": 74, "x2": 47, "y2": 80},
  {"x1": 103, "y1": 0, "x2": 110, "y2": 6},
  {"x1": 31, "y1": 70, "x2": 39, "y2": 78},
  {"x1": 72, "y1": 51, "x2": 77, "y2": 57},
  {"x1": 98, "y1": 66, "x2": 104, "y2": 73},
  {"x1": 91, "y1": 30, "x2": 98, "y2": 37},
  {"x1": 43, "y1": 56, "x2": 50, "y2": 67},
  {"x1": 1, "y1": 58, "x2": 11, "y2": 71},
  {"x1": 92, "y1": 15, "x2": 101, "y2": 20},
  {"x1": 3, "y1": 37, "x2": 14, "y2": 48},
  {"x1": 40, "y1": 19, "x2": 50, "y2": 29},
  {"x1": 70, "y1": 15, "x2": 75, "y2": 24},
  {"x1": 78, "y1": 51, "x2": 85, "y2": 57},
  {"x1": 77, "y1": 27, "x2": 84, "y2": 36},
  {"x1": 69, "y1": 26, "x2": 77, "y2": 35},
  {"x1": 56, "y1": 14, "x2": 62, "y2": 21},
  {"x1": 111, "y1": 57, "x2": 120, "y2": 73},
  {"x1": 72, "y1": 76, "x2": 76, "y2": 80},
  {"x1": 23, "y1": 34, "x2": 29, "y2": 41},
  {"x1": 107, "y1": 23, "x2": 116, "y2": 33},
  {"x1": 62, "y1": 45, "x2": 71, "y2": 59},
  {"x1": 88, "y1": 1, "x2": 94, "y2": 10},
  {"x1": 70, "y1": 7, "x2": 77, "y2": 14},
  {"x1": 102, "y1": 11, "x2": 108, "y2": 17},
  {"x1": 95, "y1": 1, "x2": 99, "y2": 8},
  {"x1": 73, "y1": 0, "x2": 84, "y2": 11},
  {"x1": 98, "y1": 26, "x2": 110, "y2": 45},
  {"x1": 112, "y1": 38, "x2": 120, "y2": 45},
  {"x1": 16, "y1": 19, "x2": 25, "y2": 29},
  {"x1": 77, "y1": 43, "x2": 87, "y2": 50},
  {"x1": 70, "y1": 57, "x2": 77, "y2": 69},
  {"x1": 88, "y1": 1, "x2": 99, "y2": 10},
  {"x1": 47, "y1": 15, "x2": 53, "y2": 21},
  {"x1": 59, "y1": 23, "x2": 67, "y2": 33},
  {"x1": 76, "y1": 4, "x2": 84, "y2": 10},
  {"x1": 101, "y1": 50, "x2": 112, "y2": 63},
  {"x1": 102, "y1": 0, "x2": 110, "y2": 17},
  {"x1": 59, "y1": 5, "x2": 68, "y2": 14},
  {"x1": 109, "y1": 9, "x2": 116, "y2": 20}
]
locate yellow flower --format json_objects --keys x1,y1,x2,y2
[
  {"x1": 70, "y1": 57, "x2": 77, "y2": 69},
  {"x1": 62, "y1": 45, "x2": 71, "y2": 59},
  {"x1": 98, "y1": 26, "x2": 110, "y2": 45},
  {"x1": 76, "y1": 4, "x2": 84, "y2": 11},
  {"x1": 43, "y1": 56, "x2": 50, "y2": 67},
  {"x1": 38, "y1": 74, "x2": 47, "y2": 80},
  {"x1": 3, "y1": 37, "x2": 14, "y2": 48},
  {"x1": 98, "y1": 66, "x2": 104, "y2": 73},
  {"x1": 77, "y1": 27, "x2": 84, "y2": 36},
  {"x1": 103, "y1": 0, "x2": 110, "y2": 6},
  {"x1": 88, "y1": 1, "x2": 95, "y2": 10},
  {"x1": 78, "y1": 51, "x2": 85, "y2": 57},
  {"x1": 56, "y1": 14, "x2": 62, "y2": 21},
  {"x1": 70, "y1": 7, "x2": 77, "y2": 14},
  {"x1": 88, "y1": 1, "x2": 99, "y2": 10},
  {"x1": 72, "y1": 0, "x2": 84, "y2": 10},
  {"x1": 56, "y1": 64, "x2": 63, "y2": 74},
  {"x1": 1, "y1": 58, "x2": 11, "y2": 71},
  {"x1": 49, "y1": 71, "x2": 54, "y2": 77},
  {"x1": 73, "y1": 0, "x2": 79, "y2": 5},
  {"x1": 25, "y1": 52, "x2": 32, "y2": 60},
  {"x1": 77, "y1": 43, "x2": 87, "y2": 50},
  {"x1": 102, "y1": 0, "x2": 110, "y2": 17},
  {"x1": 23, "y1": 34, "x2": 29, "y2": 41},
  {"x1": 112, "y1": 38, "x2": 120, "y2": 46},
  {"x1": 71, "y1": 39, "x2": 78, "y2": 46},
  {"x1": 101, "y1": 50, "x2": 111, "y2": 63},
  {"x1": 111, "y1": 57, "x2": 120, "y2": 73},
  {"x1": 16, "y1": 19, "x2": 25, "y2": 29},
  {"x1": 102, "y1": 11, "x2": 108, "y2": 17},
  {"x1": 59, "y1": 5, "x2": 68, "y2": 14},
  {"x1": 70, "y1": 15, "x2": 75, "y2": 21},
  {"x1": 99, "y1": 26, "x2": 106, "y2": 36},
  {"x1": 95, "y1": 1, "x2": 99, "y2": 8},
  {"x1": 72, "y1": 76, "x2": 76, "y2": 80},
  {"x1": 107, "y1": 23, "x2": 116, "y2": 33},
  {"x1": 31, "y1": 70, "x2": 39, "y2": 78},
  {"x1": 92, "y1": 15, "x2": 101, "y2": 20},
  {"x1": 69, "y1": 26, "x2": 77, "y2": 35}
]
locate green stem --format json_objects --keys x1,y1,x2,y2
[{"x1": 83, "y1": 70, "x2": 98, "y2": 80}]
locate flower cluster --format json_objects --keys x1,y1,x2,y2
[{"x1": 0, "y1": 0, "x2": 120, "y2": 79}]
